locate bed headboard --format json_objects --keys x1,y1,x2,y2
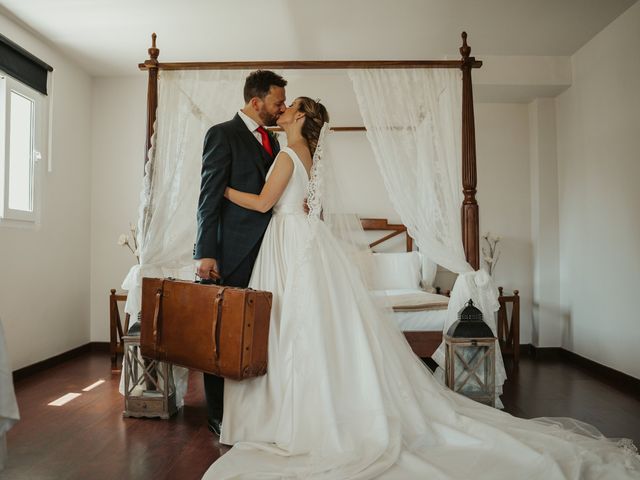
[{"x1": 360, "y1": 218, "x2": 413, "y2": 252}]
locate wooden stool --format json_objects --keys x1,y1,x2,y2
[
  {"x1": 109, "y1": 289, "x2": 130, "y2": 371},
  {"x1": 122, "y1": 334, "x2": 177, "y2": 419}
]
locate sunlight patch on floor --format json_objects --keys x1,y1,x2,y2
[
  {"x1": 48, "y1": 392, "x2": 81, "y2": 406},
  {"x1": 82, "y1": 379, "x2": 105, "y2": 391}
]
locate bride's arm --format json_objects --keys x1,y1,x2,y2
[{"x1": 224, "y1": 152, "x2": 294, "y2": 213}]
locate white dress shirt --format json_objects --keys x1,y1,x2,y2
[{"x1": 238, "y1": 110, "x2": 264, "y2": 145}]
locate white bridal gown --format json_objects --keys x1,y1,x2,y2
[{"x1": 203, "y1": 147, "x2": 640, "y2": 479}]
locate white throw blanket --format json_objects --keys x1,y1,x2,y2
[
  {"x1": 372, "y1": 289, "x2": 449, "y2": 312},
  {"x1": 0, "y1": 318, "x2": 19, "y2": 470}
]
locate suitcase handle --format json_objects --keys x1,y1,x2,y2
[
  {"x1": 152, "y1": 280, "x2": 166, "y2": 351},
  {"x1": 212, "y1": 288, "x2": 226, "y2": 360}
]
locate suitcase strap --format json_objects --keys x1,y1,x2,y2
[
  {"x1": 152, "y1": 279, "x2": 166, "y2": 351},
  {"x1": 212, "y1": 288, "x2": 226, "y2": 360}
]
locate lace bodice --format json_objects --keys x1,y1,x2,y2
[{"x1": 267, "y1": 146, "x2": 310, "y2": 215}]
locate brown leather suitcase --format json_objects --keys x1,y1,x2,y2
[{"x1": 140, "y1": 277, "x2": 271, "y2": 380}]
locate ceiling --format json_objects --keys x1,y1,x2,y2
[{"x1": 1, "y1": 0, "x2": 638, "y2": 76}]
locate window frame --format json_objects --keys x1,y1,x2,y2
[{"x1": 0, "y1": 70, "x2": 48, "y2": 225}]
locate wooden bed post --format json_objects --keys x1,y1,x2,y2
[
  {"x1": 143, "y1": 33, "x2": 160, "y2": 166},
  {"x1": 460, "y1": 32, "x2": 480, "y2": 270}
]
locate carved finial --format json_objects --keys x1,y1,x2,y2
[
  {"x1": 110, "y1": 289, "x2": 116, "y2": 295},
  {"x1": 513, "y1": 290, "x2": 519, "y2": 296},
  {"x1": 460, "y1": 31, "x2": 471, "y2": 60},
  {"x1": 148, "y1": 32, "x2": 159, "y2": 62},
  {"x1": 498, "y1": 286, "x2": 504, "y2": 296}
]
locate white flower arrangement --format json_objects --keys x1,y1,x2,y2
[
  {"x1": 481, "y1": 231, "x2": 501, "y2": 277},
  {"x1": 117, "y1": 222, "x2": 140, "y2": 264}
]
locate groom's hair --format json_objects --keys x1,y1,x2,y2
[{"x1": 244, "y1": 70, "x2": 287, "y2": 103}]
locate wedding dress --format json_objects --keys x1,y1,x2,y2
[{"x1": 202, "y1": 145, "x2": 639, "y2": 479}]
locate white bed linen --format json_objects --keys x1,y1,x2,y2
[
  {"x1": 371, "y1": 289, "x2": 449, "y2": 332},
  {"x1": 0, "y1": 318, "x2": 19, "y2": 471},
  {"x1": 392, "y1": 309, "x2": 448, "y2": 332},
  {"x1": 369, "y1": 252, "x2": 422, "y2": 290}
]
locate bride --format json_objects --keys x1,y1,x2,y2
[{"x1": 202, "y1": 97, "x2": 639, "y2": 479}]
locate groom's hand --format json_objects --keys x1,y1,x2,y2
[{"x1": 196, "y1": 258, "x2": 220, "y2": 280}]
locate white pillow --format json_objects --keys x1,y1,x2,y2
[{"x1": 369, "y1": 252, "x2": 422, "y2": 290}]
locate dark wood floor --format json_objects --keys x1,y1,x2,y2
[{"x1": 2, "y1": 352, "x2": 639, "y2": 480}]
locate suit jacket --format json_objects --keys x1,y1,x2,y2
[{"x1": 194, "y1": 114, "x2": 280, "y2": 277}]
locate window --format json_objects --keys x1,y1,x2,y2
[{"x1": 0, "y1": 72, "x2": 47, "y2": 224}]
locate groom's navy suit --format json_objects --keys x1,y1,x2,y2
[{"x1": 194, "y1": 113, "x2": 279, "y2": 422}]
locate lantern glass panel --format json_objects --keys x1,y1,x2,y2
[{"x1": 454, "y1": 345, "x2": 490, "y2": 395}]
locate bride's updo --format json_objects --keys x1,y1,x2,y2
[{"x1": 297, "y1": 97, "x2": 330, "y2": 156}]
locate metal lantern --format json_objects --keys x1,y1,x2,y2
[
  {"x1": 444, "y1": 299, "x2": 496, "y2": 407},
  {"x1": 122, "y1": 331, "x2": 177, "y2": 419}
]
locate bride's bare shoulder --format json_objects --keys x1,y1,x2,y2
[{"x1": 286, "y1": 142, "x2": 313, "y2": 171}]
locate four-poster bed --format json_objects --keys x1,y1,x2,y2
[
  {"x1": 133, "y1": 32, "x2": 505, "y2": 363},
  {"x1": 361, "y1": 218, "x2": 519, "y2": 361}
]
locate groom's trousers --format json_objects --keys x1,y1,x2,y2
[{"x1": 203, "y1": 239, "x2": 263, "y2": 423}]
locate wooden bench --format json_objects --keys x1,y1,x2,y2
[
  {"x1": 109, "y1": 289, "x2": 130, "y2": 371},
  {"x1": 497, "y1": 287, "x2": 520, "y2": 363}
]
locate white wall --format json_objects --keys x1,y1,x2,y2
[
  {"x1": 529, "y1": 98, "x2": 562, "y2": 347},
  {"x1": 89, "y1": 77, "x2": 146, "y2": 341},
  {"x1": 555, "y1": 1, "x2": 640, "y2": 379},
  {"x1": 476, "y1": 104, "x2": 533, "y2": 345},
  {"x1": 0, "y1": 14, "x2": 92, "y2": 370}
]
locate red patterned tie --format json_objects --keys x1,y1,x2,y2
[{"x1": 256, "y1": 126, "x2": 273, "y2": 157}]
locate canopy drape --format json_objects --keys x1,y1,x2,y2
[
  {"x1": 349, "y1": 68, "x2": 506, "y2": 396},
  {"x1": 120, "y1": 70, "x2": 247, "y2": 403},
  {"x1": 122, "y1": 70, "x2": 248, "y2": 318}
]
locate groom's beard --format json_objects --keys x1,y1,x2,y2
[{"x1": 259, "y1": 110, "x2": 280, "y2": 127}]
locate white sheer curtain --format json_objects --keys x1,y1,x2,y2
[
  {"x1": 349, "y1": 68, "x2": 506, "y2": 398},
  {"x1": 120, "y1": 70, "x2": 248, "y2": 403},
  {"x1": 122, "y1": 70, "x2": 248, "y2": 318}
]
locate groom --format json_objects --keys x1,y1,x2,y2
[{"x1": 194, "y1": 70, "x2": 287, "y2": 436}]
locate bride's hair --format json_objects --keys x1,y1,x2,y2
[{"x1": 297, "y1": 97, "x2": 330, "y2": 156}]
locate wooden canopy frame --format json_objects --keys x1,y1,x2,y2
[
  {"x1": 138, "y1": 32, "x2": 482, "y2": 269},
  {"x1": 361, "y1": 218, "x2": 414, "y2": 252}
]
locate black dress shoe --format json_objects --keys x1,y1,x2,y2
[{"x1": 208, "y1": 418, "x2": 222, "y2": 436}]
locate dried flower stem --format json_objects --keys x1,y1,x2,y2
[
  {"x1": 481, "y1": 233, "x2": 501, "y2": 276},
  {"x1": 118, "y1": 224, "x2": 140, "y2": 264}
]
